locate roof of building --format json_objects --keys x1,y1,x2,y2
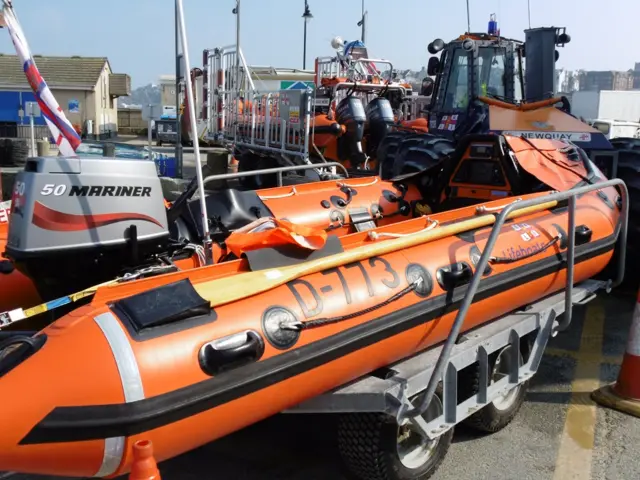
[{"x1": 0, "y1": 54, "x2": 110, "y2": 89}]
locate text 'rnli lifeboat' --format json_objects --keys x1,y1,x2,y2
[{"x1": 0, "y1": 135, "x2": 623, "y2": 477}]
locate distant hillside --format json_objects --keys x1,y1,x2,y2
[{"x1": 118, "y1": 84, "x2": 161, "y2": 108}]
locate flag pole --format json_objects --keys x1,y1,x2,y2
[{"x1": 175, "y1": 0, "x2": 213, "y2": 264}]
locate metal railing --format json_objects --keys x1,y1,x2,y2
[
  {"x1": 399, "y1": 178, "x2": 629, "y2": 423},
  {"x1": 16, "y1": 125, "x2": 51, "y2": 141},
  {"x1": 315, "y1": 56, "x2": 394, "y2": 85},
  {"x1": 398, "y1": 95, "x2": 432, "y2": 122},
  {"x1": 202, "y1": 161, "x2": 349, "y2": 188},
  {"x1": 206, "y1": 44, "x2": 257, "y2": 139},
  {"x1": 232, "y1": 90, "x2": 313, "y2": 160}
]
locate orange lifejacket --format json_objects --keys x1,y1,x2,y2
[{"x1": 225, "y1": 217, "x2": 327, "y2": 258}]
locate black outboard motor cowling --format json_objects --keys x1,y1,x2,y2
[
  {"x1": 365, "y1": 97, "x2": 394, "y2": 157},
  {"x1": 335, "y1": 96, "x2": 367, "y2": 167}
]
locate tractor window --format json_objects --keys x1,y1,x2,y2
[
  {"x1": 514, "y1": 48, "x2": 525, "y2": 102},
  {"x1": 443, "y1": 50, "x2": 470, "y2": 111},
  {"x1": 476, "y1": 48, "x2": 506, "y2": 99},
  {"x1": 592, "y1": 121, "x2": 611, "y2": 135}
]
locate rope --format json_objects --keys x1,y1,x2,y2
[
  {"x1": 476, "y1": 197, "x2": 522, "y2": 214},
  {"x1": 489, "y1": 235, "x2": 561, "y2": 264},
  {"x1": 284, "y1": 278, "x2": 422, "y2": 331},
  {"x1": 180, "y1": 243, "x2": 207, "y2": 266},
  {"x1": 259, "y1": 187, "x2": 298, "y2": 200},
  {"x1": 367, "y1": 218, "x2": 438, "y2": 240},
  {"x1": 336, "y1": 176, "x2": 379, "y2": 188}
]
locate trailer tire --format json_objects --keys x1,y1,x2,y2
[
  {"x1": 337, "y1": 385, "x2": 452, "y2": 480},
  {"x1": 461, "y1": 344, "x2": 528, "y2": 433}
]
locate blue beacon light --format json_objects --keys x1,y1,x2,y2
[{"x1": 488, "y1": 14, "x2": 499, "y2": 35}]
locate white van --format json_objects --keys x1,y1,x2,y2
[{"x1": 589, "y1": 119, "x2": 640, "y2": 140}]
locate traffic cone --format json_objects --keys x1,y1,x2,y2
[
  {"x1": 228, "y1": 155, "x2": 239, "y2": 173},
  {"x1": 592, "y1": 287, "x2": 640, "y2": 417},
  {"x1": 129, "y1": 439, "x2": 161, "y2": 480}
]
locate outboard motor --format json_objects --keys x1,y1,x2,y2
[
  {"x1": 4, "y1": 156, "x2": 171, "y2": 300},
  {"x1": 364, "y1": 97, "x2": 394, "y2": 157},
  {"x1": 335, "y1": 96, "x2": 367, "y2": 167}
]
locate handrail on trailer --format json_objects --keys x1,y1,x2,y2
[
  {"x1": 202, "y1": 161, "x2": 349, "y2": 188},
  {"x1": 399, "y1": 178, "x2": 629, "y2": 422}
]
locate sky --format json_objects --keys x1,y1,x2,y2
[{"x1": 1, "y1": 0, "x2": 638, "y2": 88}]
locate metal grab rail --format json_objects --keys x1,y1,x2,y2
[
  {"x1": 202, "y1": 161, "x2": 349, "y2": 188},
  {"x1": 399, "y1": 178, "x2": 629, "y2": 422}
]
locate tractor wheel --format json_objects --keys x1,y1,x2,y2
[
  {"x1": 337, "y1": 384, "x2": 452, "y2": 480},
  {"x1": 612, "y1": 144, "x2": 640, "y2": 287},
  {"x1": 377, "y1": 131, "x2": 415, "y2": 179},
  {"x1": 378, "y1": 133, "x2": 455, "y2": 180}
]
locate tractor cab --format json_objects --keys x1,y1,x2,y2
[
  {"x1": 424, "y1": 31, "x2": 524, "y2": 139},
  {"x1": 419, "y1": 18, "x2": 612, "y2": 154}
]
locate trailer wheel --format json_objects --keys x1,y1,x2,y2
[
  {"x1": 462, "y1": 344, "x2": 528, "y2": 433},
  {"x1": 337, "y1": 385, "x2": 452, "y2": 480}
]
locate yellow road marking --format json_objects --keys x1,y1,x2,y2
[
  {"x1": 552, "y1": 301, "x2": 605, "y2": 480},
  {"x1": 545, "y1": 347, "x2": 622, "y2": 365}
]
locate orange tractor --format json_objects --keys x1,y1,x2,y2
[{"x1": 371, "y1": 21, "x2": 637, "y2": 281}]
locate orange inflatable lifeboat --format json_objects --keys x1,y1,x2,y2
[
  {"x1": 0, "y1": 136, "x2": 624, "y2": 477},
  {"x1": 0, "y1": 201, "x2": 41, "y2": 312}
]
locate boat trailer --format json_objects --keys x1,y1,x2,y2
[{"x1": 282, "y1": 179, "x2": 628, "y2": 478}]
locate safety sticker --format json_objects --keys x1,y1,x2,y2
[
  {"x1": 289, "y1": 106, "x2": 300, "y2": 124},
  {"x1": 512, "y1": 224, "x2": 522, "y2": 231},
  {"x1": 521, "y1": 232, "x2": 531, "y2": 242},
  {"x1": 531, "y1": 229, "x2": 540, "y2": 238}
]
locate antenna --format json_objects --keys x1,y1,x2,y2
[
  {"x1": 357, "y1": 0, "x2": 367, "y2": 44},
  {"x1": 234, "y1": 0, "x2": 240, "y2": 72},
  {"x1": 466, "y1": 0, "x2": 471, "y2": 33},
  {"x1": 527, "y1": 0, "x2": 531, "y2": 29},
  {"x1": 176, "y1": 0, "x2": 213, "y2": 264}
]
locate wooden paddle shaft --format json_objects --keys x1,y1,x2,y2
[{"x1": 195, "y1": 200, "x2": 559, "y2": 308}]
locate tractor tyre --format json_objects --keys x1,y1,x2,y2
[
  {"x1": 612, "y1": 145, "x2": 640, "y2": 287},
  {"x1": 377, "y1": 131, "x2": 415, "y2": 179},
  {"x1": 385, "y1": 134, "x2": 456, "y2": 180}
]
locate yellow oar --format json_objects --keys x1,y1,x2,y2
[{"x1": 194, "y1": 200, "x2": 558, "y2": 308}]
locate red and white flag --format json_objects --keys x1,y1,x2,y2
[{"x1": 1, "y1": 2, "x2": 81, "y2": 157}]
